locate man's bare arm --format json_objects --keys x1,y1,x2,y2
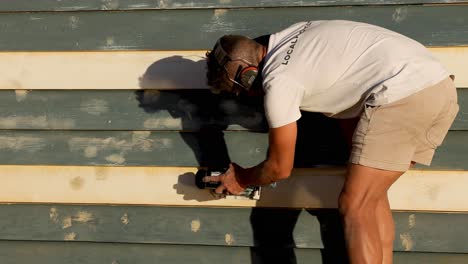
[
  {"x1": 236, "y1": 121, "x2": 297, "y2": 186},
  {"x1": 204, "y1": 121, "x2": 297, "y2": 194}
]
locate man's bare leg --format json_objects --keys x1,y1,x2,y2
[
  {"x1": 339, "y1": 164, "x2": 403, "y2": 264},
  {"x1": 376, "y1": 196, "x2": 395, "y2": 264}
]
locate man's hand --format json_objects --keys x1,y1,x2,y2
[{"x1": 202, "y1": 163, "x2": 246, "y2": 195}]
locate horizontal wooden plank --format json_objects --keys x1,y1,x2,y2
[
  {"x1": 0, "y1": 130, "x2": 269, "y2": 167},
  {"x1": 0, "y1": 48, "x2": 466, "y2": 90},
  {"x1": 4, "y1": 241, "x2": 468, "y2": 264},
  {"x1": 0, "y1": 6, "x2": 468, "y2": 51},
  {"x1": 1, "y1": 166, "x2": 468, "y2": 211},
  {"x1": 0, "y1": 204, "x2": 468, "y2": 253},
  {"x1": 425, "y1": 131, "x2": 468, "y2": 170},
  {"x1": 3, "y1": 242, "x2": 467, "y2": 264},
  {"x1": 0, "y1": 130, "x2": 465, "y2": 169},
  {"x1": 0, "y1": 87, "x2": 467, "y2": 131},
  {"x1": 0, "y1": 89, "x2": 267, "y2": 131},
  {"x1": 0, "y1": 241, "x2": 324, "y2": 264},
  {"x1": 2, "y1": 0, "x2": 468, "y2": 12}
]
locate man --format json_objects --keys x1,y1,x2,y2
[{"x1": 203, "y1": 20, "x2": 459, "y2": 263}]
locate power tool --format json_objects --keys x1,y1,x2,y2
[{"x1": 195, "y1": 168, "x2": 262, "y2": 200}]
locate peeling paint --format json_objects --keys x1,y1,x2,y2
[
  {"x1": 80, "y1": 99, "x2": 109, "y2": 116},
  {"x1": 84, "y1": 146, "x2": 98, "y2": 158},
  {"x1": 15, "y1": 90, "x2": 29, "y2": 102},
  {"x1": 68, "y1": 134, "x2": 164, "y2": 156},
  {"x1": 74, "y1": 211, "x2": 95, "y2": 223},
  {"x1": 400, "y1": 232, "x2": 414, "y2": 251},
  {"x1": 106, "y1": 154, "x2": 126, "y2": 164},
  {"x1": 214, "y1": 9, "x2": 228, "y2": 17},
  {"x1": 121, "y1": 213, "x2": 130, "y2": 225},
  {"x1": 202, "y1": 9, "x2": 234, "y2": 33},
  {"x1": 143, "y1": 118, "x2": 182, "y2": 129},
  {"x1": 0, "y1": 136, "x2": 46, "y2": 153},
  {"x1": 70, "y1": 176, "x2": 84, "y2": 190},
  {"x1": 62, "y1": 216, "x2": 72, "y2": 229},
  {"x1": 62, "y1": 211, "x2": 95, "y2": 229},
  {"x1": 101, "y1": 0, "x2": 120, "y2": 10},
  {"x1": 69, "y1": 16, "x2": 80, "y2": 30},
  {"x1": 158, "y1": 0, "x2": 168, "y2": 8},
  {"x1": 106, "y1": 36, "x2": 115, "y2": 46},
  {"x1": 0, "y1": 116, "x2": 75, "y2": 129},
  {"x1": 392, "y1": 7, "x2": 408, "y2": 23},
  {"x1": 408, "y1": 214, "x2": 416, "y2": 229},
  {"x1": 191, "y1": 219, "x2": 201, "y2": 233},
  {"x1": 64, "y1": 232, "x2": 77, "y2": 241},
  {"x1": 69, "y1": 137, "x2": 127, "y2": 152},
  {"x1": 225, "y1": 233, "x2": 234, "y2": 245},
  {"x1": 49, "y1": 208, "x2": 59, "y2": 223}
]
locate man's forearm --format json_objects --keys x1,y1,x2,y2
[{"x1": 235, "y1": 160, "x2": 285, "y2": 187}]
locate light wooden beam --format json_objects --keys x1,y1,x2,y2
[
  {"x1": 1, "y1": 165, "x2": 467, "y2": 211},
  {"x1": 0, "y1": 47, "x2": 466, "y2": 90}
]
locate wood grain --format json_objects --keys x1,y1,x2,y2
[
  {"x1": 1, "y1": 166, "x2": 468, "y2": 211},
  {"x1": 0, "y1": 48, "x2": 466, "y2": 89}
]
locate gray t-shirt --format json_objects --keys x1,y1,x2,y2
[{"x1": 262, "y1": 20, "x2": 450, "y2": 128}]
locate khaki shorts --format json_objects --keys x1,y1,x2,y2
[{"x1": 350, "y1": 77, "x2": 459, "y2": 172}]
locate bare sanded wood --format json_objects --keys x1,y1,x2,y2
[
  {"x1": 0, "y1": 48, "x2": 466, "y2": 90},
  {"x1": 1, "y1": 166, "x2": 468, "y2": 211},
  {"x1": 0, "y1": 6, "x2": 468, "y2": 51}
]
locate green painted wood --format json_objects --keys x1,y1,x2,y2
[
  {"x1": 1, "y1": 0, "x2": 467, "y2": 11},
  {"x1": 0, "y1": 242, "x2": 324, "y2": 264},
  {"x1": 0, "y1": 129, "x2": 465, "y2": 169},
  {"x1": 421, "y1": 131, "x2": 468, "y2": 170},
  {"x1": 0, "y1": 90, "x2": 267, "y2": 131},
  {"x1": 1, "y1": 205, "x2": 468, "y2": 254},
  {"x1": 393, "y1": 252, "x2": 468, "y2": 264},
  {"x1": 1, "y1": 241, "x2": 468, "y2": 264},
  {"x1": 1, "y1": 6, "x2": 467, "y2": 51},
  {"x1": 1, "y1": 89, "x2": 467, "y2": 131},
  {"x1": 0, "y1": 130, "x2": 268, "y2": 167},
  {"x1": 0, "y1": 241, "x2": 467, "y2": 264}
]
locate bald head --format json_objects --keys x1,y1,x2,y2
[
  {"x1": 206, "y1": 35, "x2": 265, "y2": 95},
  {"x1": 219, "y1": 35, "x2": 262, "y2": 64}
]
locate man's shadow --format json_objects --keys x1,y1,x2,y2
[
  {"x1": 250, "y1": 113, "x2": 350, "y2": 264},
  {"x1": 136, "y1": 55, "x2": 349, "y2": 263}
]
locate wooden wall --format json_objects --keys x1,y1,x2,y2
[{"x1": 1, "y1": 1, "x2": 468, "y2": 263}]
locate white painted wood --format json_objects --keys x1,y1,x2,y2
[
  {"x1": 0, "y1": 47, "x2": 466, "y2": 90},
  {"x1": 1, "y1": 165, "x2": 467, "y2": 212}
]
